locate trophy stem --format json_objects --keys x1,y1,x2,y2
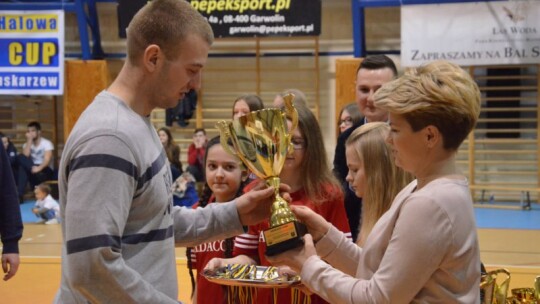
[
  {"x1": 265, "y1": 177, "x2": 297, "y2": 228},
  {"x1": 265, "y1": 177, "x2": 281, "y2": 198}
]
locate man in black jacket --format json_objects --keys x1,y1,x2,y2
[
  {"x1": 0, "y1": 138, "x2": 23, "y2": 281},
  {"x1": 333, "y1": 55, "x2": 398, "y2": 242}
]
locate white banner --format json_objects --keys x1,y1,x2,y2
[
  {"x1": 401, "y1": 1, "x2": 540, "y2": 67},
  {"x1": 0, "y1": 10, "x2": 65, "y2": 95}
]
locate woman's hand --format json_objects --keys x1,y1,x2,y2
[
  {"x1": 266, "y1": 234, "x2": 317, "y2": 273},
  {"x1": 290, "y1": 206, "x2": 331, "y2": 242}
]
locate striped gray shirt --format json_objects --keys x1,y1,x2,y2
[{"x1": 55, "y1": 91, "x2": 243, "y2": 303}]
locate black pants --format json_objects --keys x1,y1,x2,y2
[{"x1": 17, "y1": 154, "x2": 53, "y2": 201}]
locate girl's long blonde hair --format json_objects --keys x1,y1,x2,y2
[{"x1": 346, "y1": 122, "x2": 413, "y2": 246}]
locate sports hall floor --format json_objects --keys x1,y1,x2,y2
[{"x1": 0, "y1": 201, "x2": 539, "y2": 304}]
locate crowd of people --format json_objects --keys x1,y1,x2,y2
[{"x1": 0, "y1": 1, "x2": 484, "y2": 303}]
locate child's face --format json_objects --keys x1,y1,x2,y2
[
  {"x1": 158, "y1": 130, "x2": 168, "y2": 145},
  {"x1": 233, "y1": 99, "x2": 250, "y2": 119},
  {"x1": 34, "y1": 188, "x2": 47, "y2": 200},
  {"x1": 282, "y1": 120, "x2": 305, "y2": 175},
  {"x1": 345, "y1": 145, "x2": 366, "y2": 198},
  {"x1": 205, "y1": 145, "x2": 245, "y2": 202}
]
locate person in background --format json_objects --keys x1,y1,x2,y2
[
  {"x1": 273, "y1": 88, "x2": 308, "y2": 108},
  {"x1": 0, "y1": 132, "x2": 18, "y2": 182},
  {"x1": 232, "y1": 94, "x2": 264, "y2": 119},
  {"x1": 205, "y1": 104, "x2": 351, "y2": 304},
  {"x1": 0, "y1": 139, "x2": 23, "y2": 281},
  {"x1": 171, "y1": 171, "x2": 199, "y2": 208},
  {"x1": 333, "y1": 55, "x2": 398, "y2": 242},
  {"x1": 32, "y1": 183, "x2": 61, "y2": 225},
  {"x1": 17, "y1": 121, "x2": 54, "y2": 203},
  {"x1": 187, "y1": 128, "x2": 207, "y2": 182},
  {"x1": 268, "y1": 60, "x2": 481, "y2": 303},
  {"x1": 345, "y1": 122, "x2": 412, "y2": 246},
  {"x1": 158, "y1": 127, "x2": 183, "y2": 181},
  {"x1": 187, "y1": 136, "x2": 250, "y2": 304},
  {"x1": 337, "y1": 103, "x2": 362, "y2": 134},
  {"x1": 55, "y1": 1, "x2": 285, "y2": 302}
]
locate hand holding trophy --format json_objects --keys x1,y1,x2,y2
[{"x1": 216, "y1": 94, "x2": 307, "y2": 256}]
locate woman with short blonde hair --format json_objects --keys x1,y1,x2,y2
[{"x1": 268, "y1": 60, "x2": 482, "y2": 303}]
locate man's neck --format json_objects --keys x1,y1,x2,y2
[{"x1": 108, "y1": 64, "x2": 152, "y2": 116}]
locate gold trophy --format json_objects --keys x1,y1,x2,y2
[{"x1": 216, "y1": 94, "x2": 306, "y2": 256}]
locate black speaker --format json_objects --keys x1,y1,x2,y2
[
  {"x1": 486, "y1": 68, "x2": 521, "y2": 138},
  {"x1": 117, "y1": 0, "x2": 147, "y2": 38}
]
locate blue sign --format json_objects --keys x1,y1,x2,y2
[{"x1": 0, "y1": 10, "x2": 64, "y2": 95}]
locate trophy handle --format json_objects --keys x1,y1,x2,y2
[
  {"x1": 282, "y1": 93, "x2": 298, "y2": 132},
  {"x1": 216, "y1": 121, "x2": 238, "y2": 157}
]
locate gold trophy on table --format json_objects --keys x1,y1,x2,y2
[{"x1": 216, "y1": 94, "x2": 306, "y2": 256}]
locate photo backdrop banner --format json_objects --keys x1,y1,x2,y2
[{"x1": 401, "y1": 1, "x2": 540, "y2": 67}]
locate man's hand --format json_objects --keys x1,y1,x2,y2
[
  {"x1": 235, "y1": 181, "x2": 291, "y2": 226},
  {"x1": 25, "y1": 131, "x2": 34, "y2": 142},
  {"x1": 266, "y1": 234, "x2": 317, "y2": 273},
  {"x1": 289, "y1": 205, "x2": 331, "y2": 242},
  {"x1": 2, "y1": 253, "x2": 20, "y2": 281}
]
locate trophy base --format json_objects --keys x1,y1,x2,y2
[{"x1": 263, "y1": 221, "x2": 307, "y2": 256}]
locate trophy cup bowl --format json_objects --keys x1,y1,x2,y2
[{"x1": 216, "y1": 94, "x2": 306, "y2": 256}]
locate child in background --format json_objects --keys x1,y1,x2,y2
[
  {"x1": 205, "y1": 104, "x2": 351, "y2": 304},
  {"x1": 187, "y1": 136, "x2": 250, "y2": 304},
  {"x1": 158, "y1": 127, "x2": 183, "y2": 181},
  {"x1": 186, "y1": 128, "x2": 208, "y2": 182},
  {"x1": 32, "y1": 183, "x2": 60, "y2": 224},
  {"x1": 171, "y1": 172, "x2": 199, "y2": 208},
  {"x1": 232, "y1": 94, "x2": 264, "y2": 119}
]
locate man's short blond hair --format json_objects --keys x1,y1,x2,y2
[
  {"x1": 374, "y1": 60, "x2": 481, "y2": 150},
  {"x1": 126, "y1": 0, "x2": 214, "y2": 64}
]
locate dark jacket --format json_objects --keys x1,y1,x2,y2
[{"x1": 0, "y1": 141, "x2": 23, "y2": 254}]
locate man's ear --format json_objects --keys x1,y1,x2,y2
[{"x1": 143, "y1": 44, "x2": 161, "y2": 72}]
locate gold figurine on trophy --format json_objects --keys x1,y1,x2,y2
[{"x1": 216, "y1": 93, "x2": 306, "y2": 256}]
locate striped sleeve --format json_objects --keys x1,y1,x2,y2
[
  {"x1": 233, "y1": 225, "x2": 259, "y2": 257},
  {"x1": 190, "y1": 247, "x2": 197, "y2": 266}
]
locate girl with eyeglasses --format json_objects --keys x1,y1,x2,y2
[
  {"x1": 204, "y1": 103, "x2": 351, "y2": 304},
  {"x1": 338, "y1": 102, "x2": 362, "y2": 134}
]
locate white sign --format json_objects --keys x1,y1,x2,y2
[
  {"x1": 401, "y1": 1, "x2": 540, "y2": 67},
  {"x1": 0, "y1": 10, "x2": 65, "y2": 95}
]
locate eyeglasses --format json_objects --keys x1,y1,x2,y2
[
  {"x1": 291, "y1": 138, "x2": 306, "y2": 150},
  {"x1": 339, "y1": 117, "x2": 353, "y2": 126}
]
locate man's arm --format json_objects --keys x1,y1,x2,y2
[
  {"x1": 33, "y1": 150, "x2": 52, "y2": 173},
  {"x1": 22, "y1": 138, "x2": 31, "y2": 157},
  {"x1": 0, "y1": 142, "x2": 23, "y2": 281},
  {"x1": 172, "y1": 185, "x2": 275, "y2": 247}
]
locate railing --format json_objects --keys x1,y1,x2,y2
[{"x1": 0, "y1": 0, "x2": 112, "y2": 60}]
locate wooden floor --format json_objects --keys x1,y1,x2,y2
[{"x1": 0, "y1": 224, "x2": 539, "y2": 304}]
